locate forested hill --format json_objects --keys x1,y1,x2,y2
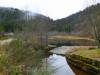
[
  {"x1": 0, "y1": 7, "x2": 24, "y2": 32},
  {"x1": 0, "y1": 4, "x2": 100, "y2": 35},
  {"x1": 0, "y1": 7, "x2": 54, "y2": 32},
  {"x1": 54, "y1": 3, "x2": 100, "y2": 36}
]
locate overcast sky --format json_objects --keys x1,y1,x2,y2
[{"x1": 0, "y1": 0, "x2": 100, "y2": 20}]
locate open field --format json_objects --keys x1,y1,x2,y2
[
  {"x1": 49, "y1": 34, "x2": 94, "y2": 41},
  {"x1": 72, "y1": 48, "x2": 100, "y2": 60},
  {"x1": 48, "y1": 34, "x2": 95, "y2": 46}
]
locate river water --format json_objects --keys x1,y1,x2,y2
[{"x1": 47, "y1": 46, "x2": 90, "y2": 75}]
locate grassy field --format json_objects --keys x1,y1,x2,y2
[
  {"x1": 48, "y1": 34, "x2": 95, "y2": 46},
  {"x1": 72, "y1": 48, "x2": 100, "y2": 60},
  {"x1": 49, "y1": 35, "x2": 94, "y2": 41},
  {"x1": 0, "y1": 35, "x2": 8, "y2": 40}
]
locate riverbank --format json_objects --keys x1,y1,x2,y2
[
  {"x1": 49, "y1": 46, "x2": 96, "y2": 55},
  {"x1": 66, "y1": 47, "x2": 100, "y2": 75},
  {"x1": 49, "y1": 34, "x2": 95, "y2": 46},
  {"x1": 48, "y1": 46, "x2": 92, "y2": 75}
]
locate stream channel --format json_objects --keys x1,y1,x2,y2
[{"x1": 46, "y1": 46, "x2": 90, "y2": 75}]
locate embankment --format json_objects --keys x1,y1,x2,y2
[{"x1": 66, "y1": 54, "x2": 100, "y2": 75}]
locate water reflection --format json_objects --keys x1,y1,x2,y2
[
  {"x1": 47, "y1": 54, "x2": 75, "y2": 75},
  {"x1": 47, "y1": 54, "x2": 90, "y2": 75}
]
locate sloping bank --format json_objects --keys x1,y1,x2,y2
[{"x1": 66, "y1": 48, "x2": 100, "y2": 75}]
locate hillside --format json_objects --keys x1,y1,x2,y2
[
  {"x1": 0, "y1": 4, "x2": 100, "y2": 36},
  {"x1": 54, "y1": 4, "x2": 100, "y2": 36},
  {"x1": 0, "y1": 7, "x2": 54, "y2": 33}
]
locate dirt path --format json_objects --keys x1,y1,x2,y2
[{"x1": 0, "y1": 38, "x2": 13, "y2": 45}]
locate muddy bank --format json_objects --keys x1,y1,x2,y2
[
  {"x1": 66, "y1": 54, "x2": 100, "y2": 75},
  {"x1": 49, "y1": 39, "x2": 95, "y2": 46}
]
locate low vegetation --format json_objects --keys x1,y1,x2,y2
[
  {"x1": 0, "y1": 32, "x2": 51, "y2": 75},
  {"x1": 49, "y1": 34, "x2": 95, "y2": 46},
  {"x1": 72, "y1": 48, "x2": 100, "y2": 59},
  {"x1": 0, "y1": 35, "x2": 8, "y2": 40},
  {"x1": 49, "y1": 34, "x2": 93, "y2": 41}
]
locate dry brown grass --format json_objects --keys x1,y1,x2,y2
[{"x1": 49, "y1": 35, "x2": 94, "y2": 41}]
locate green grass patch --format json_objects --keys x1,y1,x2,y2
[
  {"x1": 73, "y1": 48, "x2": 100, "y2": 59},
  {"x1": 0, "y1": 45, "x2": 6, "y2": 50},
  {"x1": 0, "y1": 35, "x2": 8, "y2": 40}
]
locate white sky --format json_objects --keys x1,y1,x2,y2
[{"x1": 0, "y1": 0, "x2": 100, "y2": 20}]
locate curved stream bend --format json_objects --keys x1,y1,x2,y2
[{"x1": 47, "y1": 46, "x2": 90, "y2": 75}]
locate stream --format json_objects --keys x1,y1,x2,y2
[{"x1": 47, "y1": 46, "x2": 90, "y2": 75}]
